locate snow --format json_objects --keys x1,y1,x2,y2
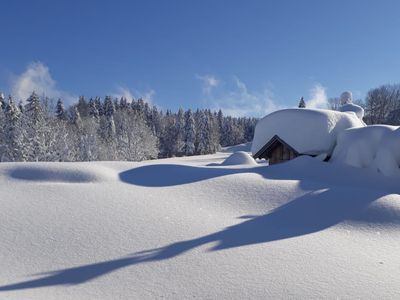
[
  {"x1": 220, "y1": 151, "x2": 257, "y2": 166},
  {"x1": 251, "y1": 108, "x2": 364, "y2": 156},
  {"x1": 331, "y1": 125, "x2": 400, "y2": 178},
  {"x1": 0, "y1": 150, "x2": 400, "y2": 299},
  {"x1": 6, "y1": 163, "x2": 117, "y2": 183},
  {"x1": 340, "y1": 91, "x2": 353, "y2": 105},
  {"x1": 339, "y1": 103, "x2": 365, "y2": 120}
]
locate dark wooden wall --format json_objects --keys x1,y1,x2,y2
[{"x1": 269, "y1": 144, "x2": 296, "y2": 164}]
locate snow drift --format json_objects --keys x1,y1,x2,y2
[
  {"x1": 0, "y1": 153, "x2": 400, "y2": 299},
  {"x1": 339, "y1": 103, "x2": 365, "y2": 121},
  {"x1": 251, "y1": 108, "x2": 364, "y2": 157},
  {"x1": 221, "y1": 151, "x2": 257, "y2": 166},
  {"x1": 331, "y1": 125, "x2": 400, "y2": 178}
]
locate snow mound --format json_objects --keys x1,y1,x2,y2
[
  {"x1": 7, "y1": 164, "x2": 115, "y2": 183},
  {"x1": 221, "y1": 151, "x2": 257, "y2": 166},
  {"x1": 339, "y1": 103, "x2": 365, "y2": 120},
  {"x1": 340, "y1": 91, "x2": 353, "y2": 105},
  {"x1": 331, "y1": 125, "x2": 400, "y2": 178},
  {"x1": 251, "y1": 108, "x2": 364, "y2": 156}
]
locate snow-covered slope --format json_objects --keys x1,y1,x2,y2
[
  {"x1": 0, "y1": 149, "x2": 400, "y2": 299},
  {"x1": 251, "y1": 108, "x2": 364, "y2": 156}
]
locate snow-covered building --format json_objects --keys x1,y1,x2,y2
[{"x1": 252, "y1": 108, "x2": 365, "y2": 164}]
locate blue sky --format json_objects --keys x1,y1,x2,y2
[{"x1": 1, "y1": 0, "x2": 400, "y2": 116}]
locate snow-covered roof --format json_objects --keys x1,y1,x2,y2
[{"x1": 251, "y1": 108, "x2": 365, "y2": 157}]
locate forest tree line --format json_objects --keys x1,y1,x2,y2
[{"x1": 0, "y1": 92, "x2": 257, "y2": 162}]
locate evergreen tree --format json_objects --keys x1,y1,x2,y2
[
  {"x1": 183, "y1": 109, "x2": 196, "y2": 156},
  {"x1": 119, "y1": 97, "x2": 129, "y2": 110},
  {"x1": 70, "y1": 106, "x2": 82, "y2": 129},
  {"x1": 0, "y1": 93, "x2": 5, "y2": 110},
  {"x1": 23, "y1": 92, "x2": 48, "y2": 161},
  {"x1": 99, "y1": 97, "x2": 116, "y2": 160},
  {"x1": 196, "y1": 110, "x2": 211, "y2": 155},
  {"x1": 2, "y1": 96, "x2": 22, "y2": 161},
  {"x1": 104, "y1": 96, "x2": 115, "y2": 117},
  {"x1": 76, "y1": 96, "x2": 89, "y2": 117},
  {"x1": 159, "y1": 110, "x2": 177, "y2": 157},
  {"x1": 18, "y1": 101, "x2": 24, "y2": 114},
  {"x1": 175, "y1": 108, "x2": 185, "y2": 156},
  {"x1": 56, "y1": 98, "x2": 67, "y2": 120},
  {"x1": 95, "y1": 97, "x2": 104, "y2": 116},
  {"x1": 0, "y1": 91, "x2": 259, "y2": 162},
  {"x1": 88, "y1": 98, "x2": 99, "y2": 119},
  {"x1": 298, "y1": 97, "x2": 306, "y2": 108}
]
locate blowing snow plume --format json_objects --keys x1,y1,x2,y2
[
  {"x1": 307, "y1": 83, "x2": 328, "y2": 109},
  {"x1": 11, "y1": 62, "x2": 75, "y2": 104}
]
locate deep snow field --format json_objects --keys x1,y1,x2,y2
[{"x1": 1, "y1": 144, "x2": 400, "y2": 299}]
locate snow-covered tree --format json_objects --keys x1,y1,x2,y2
[
  {"x1": 119, "y1": 97, "x2": 129, "y2": 110},
  {"x1": 103, "y1": 96, "x2": 115, "y2": 117},
  {"x1": 2, "y1": 96, "x2": 23, "y2": 161},
  {"x1": 114, "y1": 110, "x2": 158, "y2": 161},
  {"x1": 0, "y1": 93, "x2": 5, "y2": 110},
  {"x1": 175, "y1": 108, "x2": 185, "y2": 156},
  {"x1": 56, "y1": 98, "x2": 67, "y2": 120},
  {"x1": 77, "y1": 96, "x2": 89, "y2": 117},
  {"x1": 196, "y1": 110, "x2": 211, "y2": 155},
  {"x1": 88, "y1": 98, "x2": 99, "y2": 119},
  {"x1": 22, "y1": 92, "x2": 48, "y2": 161},
  {"x1": 183, "y1": 109, "x2": 196, "y2": 156},
  {"x1": 0, "y1": 92, "x2": 257, "y2": 162}
]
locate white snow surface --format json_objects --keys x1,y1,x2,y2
[
  {"x1": 220, "y1": 151, "x2": 257, "y2": 166},
  {"x1": 339, "y1": 103, "x2": 365, "y2": 120},
  {"x1": 1, "y1": 147, "x2": 400, "y2": 299},
  {"x1": 340, "y1": 91, "x2": 353, "y2": 105},
  {"x1": 331, "y1": 125, "x2": 400, "y2": 178},
  {"x1": 251, "y1": 108, "x2": 364, "y2": 156}
]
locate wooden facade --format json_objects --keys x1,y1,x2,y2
[{"x1": 253, "y1": 135, "x2": 299, "y2": 165}]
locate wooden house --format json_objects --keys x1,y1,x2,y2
[
  {"x1": 252, "y1": 135, "x2": 299, "y2": 164},
  {"x1": 251, "y1": 108, "x2": 365, "y2": 166}
]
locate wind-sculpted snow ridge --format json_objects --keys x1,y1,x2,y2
[
  {"x1": 0, "y1": 154, "x2": 400, "y2": 299},
  {"x1": 2, "y1": 163, "x2": 117, "y2": 183}
]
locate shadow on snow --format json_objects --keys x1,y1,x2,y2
[{"x1": 1, "y1": 158, "x2": 399, "y2": 292}]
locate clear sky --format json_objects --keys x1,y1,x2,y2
[{"x1": 1, "y1": 0, "x2": 400, "y2": 116}]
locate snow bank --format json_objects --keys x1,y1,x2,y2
[
  {"x1": 339, "y1": 103, "x2": 365, "y2": 120},
  {"x1": 331, "y1": 125, "x2": 400, "y2": 178},
  {"x1": 6, "y1": 163, "x2": 116, "y2": 183},
  {"x1": 1, "y1": 155, "x2": 400, "y2": 299},
  {"x1": 221, "y1": 151, "x2": 257, "y2": 166},
  {"x1": 251, "y1": 108, "x2": 364, "y2": 156}
]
